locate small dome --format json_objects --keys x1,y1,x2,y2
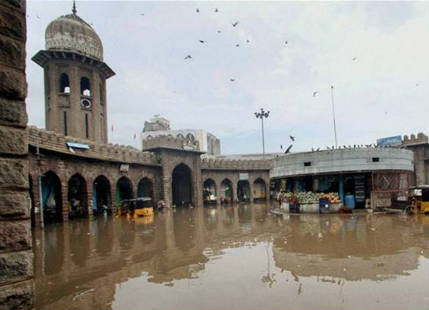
[{"x1": 45, "y1": 12, "x2": 103, "y2": 61}]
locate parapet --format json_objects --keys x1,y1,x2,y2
[
  {"x1": 142, "y1": 135, "x2": 201, "y2": 152},
  {"x1": 28, "y1": 126, "x2": 159, "y2": 166},
  {"x1": 201, "y1": 157, "x2": 271, "y2": 170},
  {"x1": 403, "y1": 132, "x2": 428, "y2": 146}
]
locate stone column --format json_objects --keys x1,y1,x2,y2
[
  {"x1": 86, "y1": 177, "x2": 94, "y2": 219},
  {"x1": 0, "y1": 0, "x2": 34, "y2": 308},
  {"x1": 61, "y1": 182, "x2": 69, "y2": 222}
]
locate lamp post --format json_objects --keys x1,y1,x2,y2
[{"x1": 254, "y1": 108, "x2": 270, "y2": 158}]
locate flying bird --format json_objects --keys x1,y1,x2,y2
[
  {"x1": 36, "y1": 15, "x2": 40, "y2": 19},
  {"x1": 199, "y1": 40, "x2": 206, "y2": 43},
  {"x1": 230, "y1": 78, "x2": 235, "y2": 82},
  {"x1": 289, "y1": 135, "x2": 295, "y2": 142},
  {"x1": 184, "y1": 55, "x2": 192, "y2": 60},
  {"x1": 215, "y1": 8, "x2": 219, "y2": 12},
  {"x1": 140, "y1": 13, "x2": 144, "y2": 16},
  {"x1": 246, "y1": 39, "x2": 250, "y2": 43},
  {"x1": 312, "y1": 91, "x2": 318, "y2": 97},
  {"x1": 352, "y1": 57, "x2": 357, "y2": 61},
  {"x1": 196, "y1": 8, "x2": 200, "y2": 13},
  {"x1": 217, "y1": 30, "x2": 222, "y2": 33},
  {"x1": 280, "y1": 145, "x2": 283, "y2": 150},
  {"x1": 285, "y1": 40, "x2": 288, "y2": 45},
  {"x1": 232, "y1": 21, "x2": 239, "y2": 27},
  {"x1": 236, "y1": 44, "x2": 240, "y2": 47},
  {"x1": 285, "y1": 144, "x2": 293, "y2": 154}
]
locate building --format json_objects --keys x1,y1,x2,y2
[
  {"x1": 142, "y1": 115, "x2": 221, "y2": 155},
  {"x1": 271, "y1": 147, "x2": 414, "y2": 209}
]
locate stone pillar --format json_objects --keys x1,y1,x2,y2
[
  {"x1": 86, "y1": 178, "x2": 94, "y2": 219},
  {"x1": 0, "y1": 0, "x2": 34, "y2": 308},
  {"x1": 249, "y1": 180, "x2": 254, "y2": 202},
  {"x1": 61, "y1": 182, "x2": 69, "y2": 222},
  {"x1": 232, "y1": 181, "x2": 238, "y2": 203}
]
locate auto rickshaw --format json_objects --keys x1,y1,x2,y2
[
  {"x1": 133, "y1": 197, "x2": 154, "y2": 217},
  {"x1": 409, "y1": 185, "x2": 429, "y2": 215}
]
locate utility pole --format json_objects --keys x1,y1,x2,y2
[
  {"x1": 254, "y1": 108, "x2": 270, "y2": 158},
  {"x1": 330, "y1": 85, "x2": 338, "y2": 148}
]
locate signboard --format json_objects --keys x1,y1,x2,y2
[
  {"x1": 239, "y1": 173, "x2": 249, "y2": 180},
  {"x1": 376, "y1": 135, "x2": 402, "y2": 147}
]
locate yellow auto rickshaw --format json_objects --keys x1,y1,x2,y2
[
  {"x1": 133, "y1": 197, "x2": 154, "y2": 217},
  {"x1": 409, "y1": 186, "x2": 429, "y2": 215}
]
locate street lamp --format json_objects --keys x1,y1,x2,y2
[{"x1": 254, "y1": 108, "x2": 270, "y2": 158}]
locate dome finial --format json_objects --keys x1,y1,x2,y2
[{"x1": 72, "y1": 0, "x2": 77, "y2": 15}]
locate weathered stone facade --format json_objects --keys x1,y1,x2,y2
[
  {"x1": 0, "y1": 0, "x2": 34, "y2": 308},
  {"x1": 28, "y1": 126, "x2": 272, "y2": 226},
  {"x1": 403, "y1": 133, "x2": 429, "y2": 185}
]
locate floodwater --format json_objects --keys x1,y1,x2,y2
[{"x1": 34, "y1": 203, "x2": 429, "y2": 310}]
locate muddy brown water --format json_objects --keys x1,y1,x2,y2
[{"x1": 33, "y1": 203, "x2": 429, "y2": 310}]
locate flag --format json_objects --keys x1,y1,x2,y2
[{"x1": 133, "y1": 133, "x2": 136, "y2": 140}]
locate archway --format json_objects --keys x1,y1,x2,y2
[
  {"x1": 172, "y1": 163, "x2": 192, "y2": 207},
  {"x1": 116, "y1": 176, "x2": 133, "y2": 205},
  {"x1": 68, "y1": 173, "x2": 88, "y2": 218},
  {"x1": 253, "y1": 178, "x2": 267, "y2": 201},
  {"x1": 93, "y1": 175, "x2": 111, "y2": 215},
  {"x1": 203, "y1": 178, "x2": 217, "y2": 204},
  {"x1": 41, "y1": 171, "x2": 63, "y2": 223},
  {"x1": 137, "y1": 177, "x2": 153, "y2": 199},
  {"x1": 220, "y1": 178, "x2": 233, "y2": 203},
  {"x1": 237, "y1": 180, "x2": 250, "y2": 202}
]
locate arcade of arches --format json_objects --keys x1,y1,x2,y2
[{"x1": 28, "y1": 147, "x2": 270, "y2": 227}]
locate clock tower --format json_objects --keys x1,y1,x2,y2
[{"x1": 32, "y1": 2, "x2": 115, "y2": 143}]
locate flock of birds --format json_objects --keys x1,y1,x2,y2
[{"x1": 181, "y1": 7, "x2": 291, "y2": 84}]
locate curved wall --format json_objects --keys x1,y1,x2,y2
[{"x1": 271, "y1": 148, "x2": 414, "y2": 178}]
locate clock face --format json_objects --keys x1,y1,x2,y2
[{"x1": 81, "y1": 98, "x2": 92, "y2": 109}]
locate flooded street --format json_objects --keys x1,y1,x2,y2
[{"x1": 33, "y1": 203, "x2": 429, "y2": 310}]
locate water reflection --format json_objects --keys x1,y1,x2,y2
[{"x1": 34, "y1": 203, "x2": 429, "y2": 310}]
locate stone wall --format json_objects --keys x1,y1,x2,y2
[
  {"x1": 28, "y1": 146, "x2": 163, "y2": 225},
  {"x1": 403, "y1": 133, "x2": 429, "y2": 185},
  {"x1": 29, "y1": 126, "x2": 157, "y2": 165},
  {"x1": 0, "y1": 0, "x2": 34, "y2": 309},
  {"x1": 143, "y1": 134, "x2": 199, "y2": 152}
]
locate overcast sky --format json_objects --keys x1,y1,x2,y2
[{"x1": 26, "y1": 1, "x2": 429, "y2": 154}]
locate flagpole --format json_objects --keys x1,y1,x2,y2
[{"x1": 330, "y1": 85, "x2": 338, "y2": 148}]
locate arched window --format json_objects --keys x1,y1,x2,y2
[
  {"x1": 59, "y1": 73, "x2": 70, "y2": 93},
  {"x1": 177, "y1": 133, "x2": 185, "y2": 140},
  {"x1": 80, "y1": 77, "x2": 91, "y2": 96},
  {"x1": 186, "y1": 133, "x2": 195, "y2": 142}
]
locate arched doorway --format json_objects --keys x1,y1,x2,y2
[
  {"x1": 116, "y1": 176, "x2": 133, "y2": 206},
  {"x1": 172, "y1": 163, "x2": 192, "y2": 207},
  {"x1": 220, "y1": 178, "x2": 233, "y2": 203},
  {"x1": 137, "y1": 177, "x2": 153, "y2": 199},
  {"x1": 93, "y1": 175, "x2": 111, "y2": 215},
  {"x1": 41, "y1": 171, "x2": 63, "y2": 223},
  {"x1": 237, "y1": 180, "x2": 250, "y2": 202},
  {"x1": 253, "y1": 178, "x2": 267, "y2": 201},
  {"x1": 203, "y1": 178, "x2": 217, "y2": 204},
  {"x1": 68, "y1": 173, "x2": 88, "y2": 218}
]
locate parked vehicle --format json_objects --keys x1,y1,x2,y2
[
  {"x1": 117, "y1": 197, "x2": 154, "y2": 218},
  {"x1": 409, "y1": 186, "x2": 429, "y2": 215}
]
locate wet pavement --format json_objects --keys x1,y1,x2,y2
[{"x1": 33, "y1": 203, "x2": 429, "y2": 310}]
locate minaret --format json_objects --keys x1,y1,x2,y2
[{"x1": 32, "y1": 2, "x2": 115, "y2": 143}]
